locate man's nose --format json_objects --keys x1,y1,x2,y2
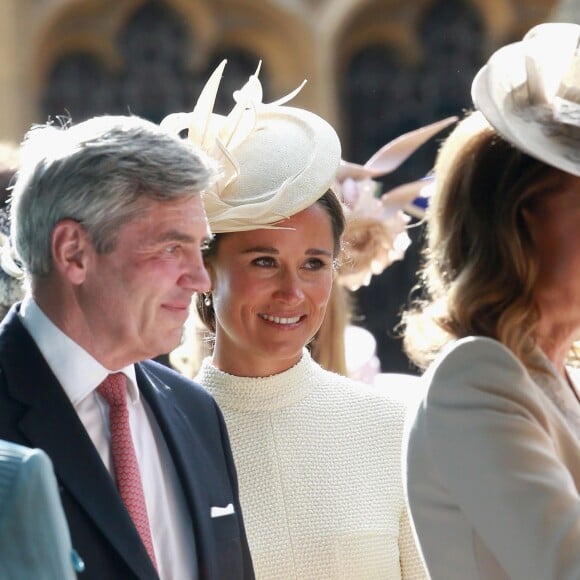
[{"x1": 180, "y1": 255, "x2": 211, "y2": 293}]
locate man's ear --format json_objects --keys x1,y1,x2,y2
[{"x1": 51, "y1": 219, "x2": 91, "y2": 284}]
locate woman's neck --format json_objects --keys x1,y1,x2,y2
[{"x1": 535, "y1": 323, "x2": 577, "y2": 377}]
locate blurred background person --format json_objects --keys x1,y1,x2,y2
[
  {"x1": 0, "y1": 142, "x2": 25, "y2": 320},
  {"x1": 0, "y1": 439, "x2": 84, "y2": 580},
  {"x1": 403, "y1": 22, "x2": 580, "y2": 579},
  {"x1": 163, "y1": 61, "x2": 427, "y2": 579},
  {"x1": 311, "y1": 116, "x2": 456, "y2": 383}
]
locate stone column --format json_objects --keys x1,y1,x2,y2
[{"x1": 0, "y1": 0, "x2": 25, "y2": 141}]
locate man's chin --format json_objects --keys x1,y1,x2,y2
[{"x1": 145, "y1": 332, "x2": 182, "y2": 361}]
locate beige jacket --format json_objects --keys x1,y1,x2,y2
[{"x1": 404, "y1": 336, "x2": 580, "y2": 580}]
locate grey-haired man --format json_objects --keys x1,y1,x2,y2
[{"x1": 0, "y1": 115, "x2": 254, "y2": 580}]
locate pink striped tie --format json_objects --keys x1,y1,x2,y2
[{"x1": 98, "y1": 373, "x2": 158, "y2": 570}]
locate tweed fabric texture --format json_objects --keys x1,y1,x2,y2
[
  {"x1": 97, "y1": 373, "x2": 157, "y2": 570},
  {"x1": 196, "y1": 350, "x2": 427, "y2": 579}
]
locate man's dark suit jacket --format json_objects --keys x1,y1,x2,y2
[{"x1": 0, "y1": 305, "x2": 254, "y2": 579}]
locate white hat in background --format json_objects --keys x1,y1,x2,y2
[{"x1": 333, "y1": 117, "x2": 457, "y2": 291}]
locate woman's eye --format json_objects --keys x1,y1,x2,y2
[
  {"x1": 304, "y1": 258, "x2": 326, "y2": 270},
  {"x1": 253, "y1": 256, "x2": 276, "y2": 267}
]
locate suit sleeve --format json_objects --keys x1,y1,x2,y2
[
  {"x1": 212, "y1": 399, "x2": 255, "y2": 579},
  {"x1": 423, "y1": 338, "x2": 580, "y2": 580}
]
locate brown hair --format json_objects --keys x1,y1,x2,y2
[
  {"x1": 309, "y1": 283, "x2": 352, "y2": 375},
  {"x1": 402, "y1": 111, "x2": 565, "y2": 370}
]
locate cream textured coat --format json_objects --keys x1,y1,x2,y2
[
  {"x1": 405, "y1": 336, "x2": 580, "y2": 580},
  {"x1": 197, "y1": 350, "x2": 427, "y2": 579}
]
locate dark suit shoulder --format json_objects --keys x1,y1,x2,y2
[{"x1": 139, "y1": 359, "x2": 215, "y2": 402}]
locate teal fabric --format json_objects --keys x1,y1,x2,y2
[{"x1": 0, "y1": 440, "x2": 82, "y2": 579}]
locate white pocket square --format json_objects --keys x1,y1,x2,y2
[{"x1": 210, "y1": 503, "x2": 235, "y2": 518}]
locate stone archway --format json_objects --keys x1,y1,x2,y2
[
  {"x1": 38, "y1": 0, "x2": 318, "y2": 124},
  {"x1": 335, "y1": 0, "x2": 486, "y2": 373}
]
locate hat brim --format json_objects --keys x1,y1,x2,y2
[{"x1": 471, "y1": 23, "x2": 580, "y2": 177}]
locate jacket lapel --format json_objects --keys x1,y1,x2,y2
[
  {"x1": 0, "y1": 310, "x2": 157, "y2": 579},
  {"x1": 136, "y1": 364, "x2": 219, "y2": 575}
]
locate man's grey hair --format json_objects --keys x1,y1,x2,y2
[{"x1": 10, "y1": 115, "x2": 213, "y2": 278}]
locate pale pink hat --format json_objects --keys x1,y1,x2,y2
[{"x1": 333, "y1": 117, "x2": 457, "y2": 290}]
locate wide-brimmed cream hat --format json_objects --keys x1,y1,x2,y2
[
  {"x1": 472, "y1": 22, "x2": 580, "y2": 176},
  {"x1": 161, "y1": 60, "x2": 341, "y2": 233}
]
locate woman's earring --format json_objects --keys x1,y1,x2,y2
[{"x1": 204, "y1": 293, "x2": 212, "y2": 307}]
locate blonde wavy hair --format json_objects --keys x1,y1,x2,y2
[
  {"x1": 309, "y1": 283, "x2": 352, "y2": 376},
  {"x1": 402, "y1": 111, "x2": 576, "y2": 370}
]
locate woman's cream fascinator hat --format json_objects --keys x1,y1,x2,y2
[
  {"x1": 333, "y1": 116, "x2": 456, "y2": 290},
  {"x1": 161, "y1": 60, "x2": 341, "y2": 233},
  {"x1": 472, "y1": 22, "x2": 580, "y2": 176}
]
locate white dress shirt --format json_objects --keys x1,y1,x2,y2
[{"x1": 19, "y1": 296, "x2": 198, "y2": 580}]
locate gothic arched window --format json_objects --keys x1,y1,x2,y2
[
  {"x1": 42, "y1": 2, "x2": 269, "y2": 124},
  {"x1": 340, "y1": 0, "x2": 485, "y2": 373}
]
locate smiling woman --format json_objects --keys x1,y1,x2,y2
[
  {"x1": 202, "y1": 203, "x2": 336, "y2": 378},
  {"x1": 163, "y1": 61, "x2": 428, "y2": 578}
]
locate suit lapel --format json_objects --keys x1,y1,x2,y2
[
  {"x1": 136, "y1": 364, "x2": 218, "y2": 574},
  {"x1": 0, "y1": 310, "x2": 157, "y2": 579}
]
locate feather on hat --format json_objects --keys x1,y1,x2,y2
[{"x1": 161, "y1": 60, "x2": 341, "y2": 233}]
